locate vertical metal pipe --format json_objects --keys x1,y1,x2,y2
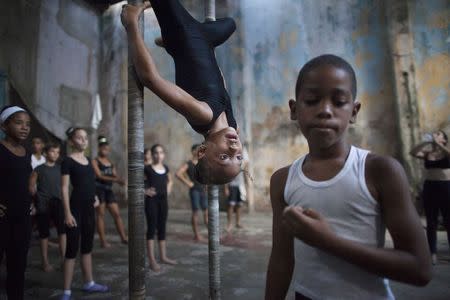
[
  {"x1": 208, "y1": 185, "x2": 221, "y2": 299},
  {"x1": 127, "y1": 1, "x2": 146, "y2": 299},
  {"x1": 205, "y1": 0, "x2": 216, "y2": 21},
  {"x1": 205, "y1": 1, "x2": 220, "y2": 298}
]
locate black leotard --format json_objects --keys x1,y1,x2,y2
[
  {"x1": 150, "y1": 0, "x2": 237, "y2": 134},
  {"x1": 61, "y1": 157, "x2": 96, "y2": 210},
  {"x1": 0, "y1": 143, "x2": 32, "y2": 218}
]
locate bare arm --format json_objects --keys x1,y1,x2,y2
[
  {"x1": 284, "y1": 155, "x2": 432, "y2": 286},
  {"x1": 433, "y1": 134, "x2": 450, "y2": 156},
  {"x1": 265, "y1": 167, "x2": 294, "y2": 300},
  {"x1": 62, "y1": 175, "x2": 76, "y2": 227},
  {"x1": 410, "y1": 141, "x2": 432, "y2": 159},
  {"x1": 92, "y1": 159, "x2": 120, "y2": 183},
  {"x1": 29, "y1": 171, "x2": 38, "y2": 196},
  {"x1": 167, "y1": 172, "x2": 173, "y2": 196},
  {"x1": 175, "y1": 163, "x2": 194, "y2": 188},
  {"x1": 121, "y1": 4, "x2": 212, "y2": 125}
]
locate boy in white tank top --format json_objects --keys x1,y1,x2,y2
[{"x1": 265, "y1": 55, "x2": 431, "y2": 300}]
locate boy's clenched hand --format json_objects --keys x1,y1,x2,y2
[{"x1": 283, "y1": 206, "x2": 336, "y2": 249}]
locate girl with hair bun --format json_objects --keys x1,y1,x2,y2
[
  {"x1": 60, "y1": 127, "x2": 108, "y2": 300},
  {"x1": 92, "y1": 135, "x2": 128, "y2": 248}
]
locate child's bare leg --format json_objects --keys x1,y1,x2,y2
[
  {"x1": 147, "y1": 239, "x2": 161, "y2": 271},
  {"x1": 191, "y1": 211, "x2": 202, "y2": 241},
  {"x1": 96, "y1": 204, "x2": 110, "y2": 248},
  {"x1": 203, "y1": 209, "x2": 208, "y2": 226},
  {"x1": 80, "y1": 253, "x2": 94, "y2": 283},
  {"x1": 159, "y1": 240, "x2": 177, "y2": 265},
  {"x1": 107, "y1": 203, "x2": 128, "y2": 243},
  {"x1": 236, "y1": 205, "x2": 243, "y2": 228},
  {"x1": 226, "y1": 205, "x2": 233, "y2": 232},
  {"x1": 58, "y1": 234, "x2": 67, "y2": 265},
  {"x1": 40, "y1": 238, "x2": 53, "y2": 272},
  {"x1": 63, "y1": 258, "x2": 76, "y2": 290}
]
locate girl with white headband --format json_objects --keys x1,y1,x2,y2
[{"x1": 0, "y1": 105, "x2": 32, "y2": 300}]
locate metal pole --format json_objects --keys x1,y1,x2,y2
[
  {"x1": 205, "y1": 0, "x2": 216, "y2": 22},
  {"x1": 127, "y1": 0, "x2": 146, "y2": 299},
  {"x1": 205, "y1": 1, "x2": 220, "y2": 298},
  {"x1": 208, "y1": 185, "x2": 221, "y2": 299}
]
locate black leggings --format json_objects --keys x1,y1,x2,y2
[
  {"x1": 0, "y1": 216, "x2": 31, "y2": 300},
  {"x1": 65, "y1": 206, "x2": 95, "y2": 259},
  {"x1": 423, "y1": 180, "x2": 450, "y2": 253},
  {"x1": 145, "y1": 196, "x2": 168, "y2": 240}
]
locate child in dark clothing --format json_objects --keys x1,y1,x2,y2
[
  {"x1": 144, "y1": 145, "x2": 176, "y2": 272},
  {"x1": 60, "y1": 127, "x2": 108, "y2": 300},
  {"x1": 121, "y1": 1, "x2": 243, "y2": 185},
  {"x1": 0, "y1": 105, "x2": 32, "y2": 300},
  {"x1": 92, "y1": 135, "x2": 128, "y2": 248},
  {"x1": 265, "y1": 55, "x2": 431, "y2": 299},
  {"x1": 29, "y1": 143, "x2": 66, "y2": 272}
]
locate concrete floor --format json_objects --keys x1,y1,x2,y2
[{"x1": 1, "y1": 209, "x2": 449, "y2": 300}]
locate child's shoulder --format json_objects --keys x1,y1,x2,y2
[
  {"x1": 365, "y1": 152, "x2": 404, "y2": 177},
  {"x1": 365, "y1": 152, "x2": 408, "y2": 202},
  {"x1": 270, "y1": 165, "x2": 292, "y2": 195}
]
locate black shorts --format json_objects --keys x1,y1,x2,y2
[
  {"x1": 228, "y1": 186, "x2": 243, "y2": 206},
  {"x1": 36, "y1": 198, "x2": 65, "y2": 239},
  {"x1": 96, "y1": 187, "x2": 116, "y2": 204}
]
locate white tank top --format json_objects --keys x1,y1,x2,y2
[{"x1": 284, "y1": 146, "x2": 395, "y2": 300}]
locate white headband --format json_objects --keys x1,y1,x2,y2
[{"x1": 0, "y1": 106, "x2": 26, "y2": 124}]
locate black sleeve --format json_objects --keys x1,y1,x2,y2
[{"x1": 61, "y1": 158, "x2": 71, "y2": 176}]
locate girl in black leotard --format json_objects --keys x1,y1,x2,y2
[
  {"x1": 411, "y1": 130, "x2": 450, "y2": 264},
  {"x1": 60, "y1": 128, "x2": 108, "y2": 300},
  {"x1": 144, "y1": 145, "x2": 176, "y2": 272},
  {"x1": 0, "y1": 105, "x2": 32, "y2": 300},
  {"x1": 121, "y1": 1, "x2": 244, "y2": 184},
  {"x1": 92, "y1": 136, "x2": 128, "y2": 248}
]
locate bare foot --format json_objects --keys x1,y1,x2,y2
[
  {"x1": 154, "y1": 37, "x2": 165, "y2": 48},
  {"x1": 42, "y1": 263, "x2": 54, "y2": 272},
  {"x1": 149, "y1": 260, "x2": 161, "y2": 272},
  {"x1": 226, "y1": 224, "x2": 233, "y2": 233},
  {"x1": 236, "y1": 224, "x2": 244, "y2": 229},
  {"x1": 101, "y1": 241, "x2": 112, "y2": 248},
  {"x1": 161, "y1": 257, "x2": 177, "y2": 265},
  {"x1": 193, "y1": 235, "x2": 204, "y2": 242}
]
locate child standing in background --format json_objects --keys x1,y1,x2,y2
[
  {"x1": 31, "y1": 136, "x2": 46, "y2": 169},
  {"x1": 29, "y1": 143, "x2": 66, "y2": 272},
  {"x1": 60, "y1": 127, "x2": 108, "y2": 300},
  {"x1": 176, "y1": 144, "x2": 208, "y2": 241},
  {"x1": 144, "y1": 145, "x2": 177, "y2": 272},
  {"x1": 92, "y1": 135, "x2": 128, "y2": 248}
]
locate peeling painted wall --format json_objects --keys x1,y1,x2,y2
[
  {"x1": 0, "y1": 0, "x2": 101, "y2": 140},
  {"x1": 35, "y1": 0, "x2": 100, "y2": 139},
  {"x1": 410, "y1": 0, "x2": 450, "y2": 133}
]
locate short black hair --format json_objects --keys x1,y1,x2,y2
[
  {"x1": 295, "y1": 54, "x2": 357, "y2": 100},
  {"x1": 44, "y1": 142, "x2": 60, "y2": 153}
]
